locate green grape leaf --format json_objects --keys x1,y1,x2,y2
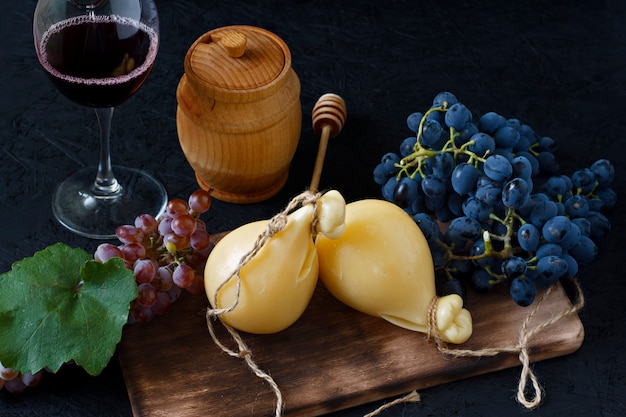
[{"x1": 0, "y1": 243, "x2": 137, "y2": 376}]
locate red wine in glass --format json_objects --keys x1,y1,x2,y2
[
  {"x1": 39, "y1": 15, "x2": 158, "y2": 108},
  {"x1": 33, "y1": 0, "x2": 167, "y2": 239}
]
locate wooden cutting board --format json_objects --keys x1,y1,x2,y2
[{"x1": 117, "y1": 233, "x2": 584, "y2": 417}]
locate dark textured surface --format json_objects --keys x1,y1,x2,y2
[{"x1": 1, "y1": 0, "x2": 625, "y2": 416}]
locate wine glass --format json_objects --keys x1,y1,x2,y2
[{"x1": 33, "y1": 0, "x2": 167, "y2": 239}]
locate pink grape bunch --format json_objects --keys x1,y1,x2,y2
[
  {"x1": 94, "y1": 189, "x2": 214, "y2": 323},
  {"x1": 0, "y1": 361, "x2": 46, "y2": 394}
]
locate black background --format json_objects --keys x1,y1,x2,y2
[{"x1": 1, "y1": 0, "x2": 625, "y2": 416}]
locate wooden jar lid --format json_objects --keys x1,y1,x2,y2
[{"x1": 183, "y1": 25, "x2": 292, "y2": 103}]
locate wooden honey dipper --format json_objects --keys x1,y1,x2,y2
[{"x1": 309, "y1": 93, "x2": 347, "y2": 192}]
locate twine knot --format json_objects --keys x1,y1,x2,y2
[
  {"x1": 205, "y1": 190, "x2": 322, "y2": 417},
  {"x1": 426, "y1": 279, "x2": 584, "y2": 410}
]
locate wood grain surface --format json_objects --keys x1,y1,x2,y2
[{"x1": 118, "y1": 232, "x2": 584, "y2": 417}]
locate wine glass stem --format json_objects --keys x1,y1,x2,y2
[{"x1": 94, "y1": 107, "x2": 121, "y2": 196}]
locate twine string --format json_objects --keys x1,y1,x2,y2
[
  {"x1": 427, "y1": 279, "x2": 585, "y2": 409},
  {"x1": 205, "y1": 190, "x2": 321, "y2": 417}
]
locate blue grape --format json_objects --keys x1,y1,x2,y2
[
  {"x1": 502, "y1": 256, "x2": 527, "y2": 278},
  {"x1": 513, "y1": 134, "x2": 531, "y2": 153},
  {"x1": 541, "y1": 215, "x2": 573, "y2": 244},
  {"x1": 382, "y1": 177, "x2": 397, "y2": 202},
  {"x1": 471, "y1": 269, "x2": 495, "y2": 293},
  {"x1": 569, "y1": 235, "x2": 598, "y2": 266},
  {"x1": 406, "y1": 112, "x2": 424, "y2": 133},
  {"x1": 432, "y1": 91, "x2": 459, "y2": 108},
  {"x1": 381, "y1": 152, "x2": 400, "y2": 172},
  {"x1": 517, "y1": 223, "x2": 540, "y2": 252},
  {"x1": 447, "y1": 192, "x2": 465, "y2": 216},
  {"x1": 420, "y1": 118, "x2": 444, "y2": 147},
  {"x1": 424, "y1": 192, "x2": 447, "y2": 211},
  {"x1": 587, "y1": 197, "x2": 604, "y2": 212},
  {"x1": 432, "y1": 152, "x2": 454, "y2": 180},
  {"x1": 590, "y1": 159, "x2": 614, "y2": 187},
  {"x1": 541, "y1": 175, "x2": 569, "y2": 199},
  {"x1": 595, "y1": 187, "x2": 617, "y2": 210},
  {"x1": 564, "y1": 194, "x2": 589, "y2": 218},
  {"x1": 506, "y1": 118, "x2": 521, "y2": 130},
  {"x1": 373, "y1": 163, "x2": 392, "y2": 185},
  {"x1": 502, "y1": 177, "x2": 530, "y2": 209},
  {"x1": 493, "y1": 125, "x2": 520, "y2": 149},
  {"x1": 412, "y1": 212, "x2": 441, "y2": 244},
  {"x1": 517, "y1": 151, "x2": 540, "y2": 176},
  {"x1": 536, "y1": 255, "x2": 568, "y2": 286},
  {"x1": 393, "y1": 176, "x2": 419, "y2": 208},
  {"x1": 478, "y1": 111, "x2": 506, "y2": 134},
  {"x1": 586, "y1": 211, "x2": 611, "y2": 239},
  {"x1": 529, "y1": 199, "x2": 559, "y2": 228},
  {"x1": 456, "y1": 123, "x2": 479, "y2": 143},
  {"x1": 469, "y1": 238, "x2": 494, "y2": 269},
  {"x1": 444, "y1": 216, "x2": 482, "y2": 248},
  {"x1": 451, "y1": 162, "x2": 479, "y2": 195},
  {"x1": 444, "y1": 102, "x2": 472, "y2": 129},
  {"x1": 494, "y1": 147, "x2": 514, "y2": 161},
  {"x1": 434, "y1": 203, "x2": 455, "y2": 222},
  {"x1": 443, "y1": 277, "x2": 468, "y2": 303},
  {"x1": 511, "y1": 155, "x2": 533, "y2": 180},
  {"x1": 399, "y1": 136, "x2": 417, "y2": 157},
  {"x1": 476, "y1": 173, "x2": 499, "y2": 189},
  {"x1": 572, "y1": 168, "x2": 597, "y2": 194},
  {"x1": 560, "y1": 222, "x2": 582, "y2": 250},
  {"x1": 462, "y1": 196, "x2": 493, "y2": 223},
  {"x1": 561, "y1": 253, "x2": 579, "y2": 278},
  {"x1": 537, "y1": 151, "x2": 559, "y2": 175},
  {"x1": 572, "y1": 217, "x2": 591, "y2": 236},
  {"x1": 536, "y1": 243, "x2": 563, "y2": 259},
  {"x1": 475, "y1": 183, "x2": 502, "y2": 205},
  {"x1": 421, "y1": 175, "x2": 447, "y2": 199},
  {"x1": 510, "y1": 277, "x2": 536, "y2": 306},
  {"x1": 468, "y1": 132, "x2": 496, "y2": 157},
  {"x1": 483, "y1": 154, "x2": 513, "y2": 182},
  {"x1": 539, "y1": 136, "x2": 557, "y2": 152}
]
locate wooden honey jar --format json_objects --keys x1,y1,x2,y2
[{"x1": 176, "y1": 25, "x2": 301, "y2": 203}]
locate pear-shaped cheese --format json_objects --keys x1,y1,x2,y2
[
  {"x1": 204, "y1": 190, "x2": 346, "y2": 334},
  {"x1": 315, "y1": 199, "x2": 472, "y2": 344}
]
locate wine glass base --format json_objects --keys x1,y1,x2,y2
[{"x1": 52, "y1": 165, "x2": 168, "y2": 239}]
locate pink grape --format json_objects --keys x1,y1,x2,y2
[
  {"x1": 4, "y1": 376, "x2": 27, "y2": 394},
  {"x1": 171, "y1": 214, "x2": 197, "y2": 237},
  {"x1": 94, "y1": 243, "x2": 123, "y2": 263},
  {"x1": 190, "y1": 228, "x2": 210, "y2": 251},
  {"x1": 164, "y1": 233, "x2": 190, "y2": 253},
  {"x1": 186, "y1": 273, "x2": 205, "y2": 294},
  {"x1": 121, "y1": 242, "x2": 147, "y2": 264},
  {"x1": 188, "y1": 189, "x2": 212, "y2": 213},
  {"x1": 166, "y1": 199, "x2": 189, "y2": 216},
  {"x1": 129, "y1": 304, "x2": 154, "y2": 324},
  {"x1": 168, "y1": 284, "x2": 182, "y2": 303},
  {"x1": 116, "y1": 225, "x2": 144, "y2": 244},
  {"x1": 152, "y1": 266, "x2": 174, "y2": 291},
  {"x1": 151, "y1": 291, "x2": 171, "y2": 315},
  {"x1": 21, "y1": 370, "x2": 44, "y2": 387},
  {"x1": 135, "y1": 213, "x2": 158, "y2": 234},
  {"x1": 136, "y1": 283, "x2": 158, "y2": 307},
  {"x1": 0, "y1": 363, "x2": 19, "y2": 381},
  {"x1": 133, "y1": 259, "x2": 157, "y2": 284},
  {"x1": 173, "y1": 264, "x2": 195, "y2": 288},
  {"x1": 157, "y1": 215, "x2": 173, "y2": 236}
]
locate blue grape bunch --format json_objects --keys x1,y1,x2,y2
[{"x1": 373, "y1": 92, "x2": 615, "y2": 307}]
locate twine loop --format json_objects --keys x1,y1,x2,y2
[
  {"x1": 205, "y1": 190, "x2": 322, "y2": 417},
  {"x1": 426, "y1": 279, "x2": 585, "y2": 409}
]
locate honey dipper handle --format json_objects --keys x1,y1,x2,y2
[{"x1": 310, "y1": 94, "x2": 347, "y2": 192}]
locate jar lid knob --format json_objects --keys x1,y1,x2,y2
[{"x1": 220, "y1": 32, "x2": 247, "y2": 58}]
